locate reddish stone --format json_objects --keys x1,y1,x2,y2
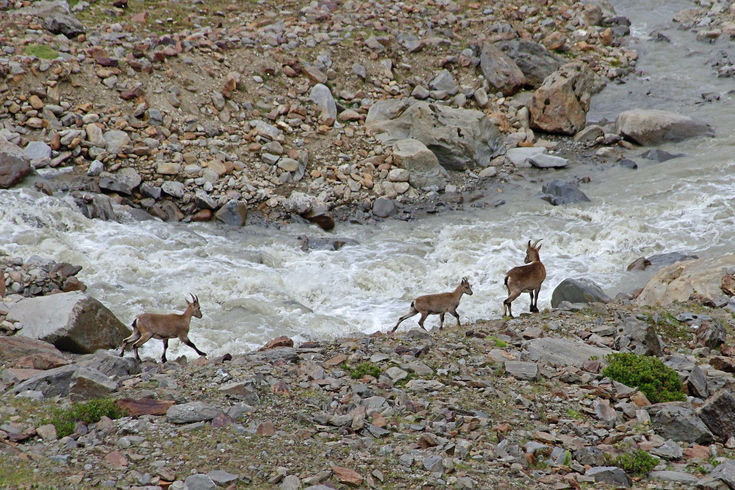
[
  {"x1": 683, "y1": 445, "x2": 710, "y2": 460},
  {"x1": 323, "y1": 353, "x2": 347, "y2": 367},
  {"x1": 12, "y1": 352, "x2": 69, "y2": 370},
  {"x1": 131, "y1": 12, "x2": 147, "y2": 23},
  {"x1": 711, "y1": 356, "x2": 735, "y2": 373},
  {"x1": 256, "y1": 420, "x2": 275, "y2": 436},
  {"x1": 271, "y1": 381, "x2": 290, "y2": 395},
  {"x1": 119, "y1": 85, "x2": 144, "y2": 100},
  {"x1": 104, "y1": 450, "x2": 128, "y2": 469},
  {"x1": 259, "y1": 336, "x2": 294, "y2": 350},
  {"x1": 115, "y1": 399, "x2": 175, "y2": 417},
  {"x1": 95, "y1": 56, "x2": 118, "y2": 67},
  {"x1": 190, "y1": 209, "x2": 213, "y2": 222},
  {"x1": 418, "y1": 433, "x2": 438, "y2": 448},
  {"x1": 211, "y1": 412, "x2": 233, "y2": 428},
  {"x1": 332, "y1": 465, "x2": 362, "y2": 486}
]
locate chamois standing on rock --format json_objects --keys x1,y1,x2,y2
[
  {"x1": 120, "y1": 294, "x2": 207, "y2": 363},
  {"x1": 503, "y1": 240, "x2": 546, "y2": 318},
  {"x1": 391, "y1": 277, "x2": 473, "y2": 332}
]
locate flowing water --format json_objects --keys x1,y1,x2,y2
[{"x1": 2, "y1": 0, "x2": 734, "y2": 359}]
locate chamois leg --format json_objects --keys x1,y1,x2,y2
[
  {"x1": 417, "y1": 311, "x2": 430, "y2": 331},
  {"x1": 161, "y1": 338, "x2": 169, "y2": 363},
  {"x1": 391, "y1": 306, "x2": 418, "y2": 332},
  {"x1": 530, "y1": 286, "x2": 541, "y2": 313},
  {"x1": 439, "y1": 312, "x2": 445, "y2": 330},
  {"x1": 503, "y1": 291, "x2": 521, "y2": 318},
  {"x1": 182, "y1": 336, "x2": 207, "y2": 357},
  {"x1": 132, "y1": 332, "x2": 153, "y2": 361},
  {"x1": 528, "y1": 291, "x2": 536, "y2": 313},
  {"x1": 451, "y1": 310, "x2": 461, "y2": 327},
  {"x1": 120, "y1": 325, "x2": 140, "y2": 357}
]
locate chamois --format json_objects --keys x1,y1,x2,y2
[
  {"x1": 503, "y1": 239, "x2": 546, "y2": 317},
  {"x1": 391, "y1": 277, "x2": 473, "y2": 332},
  {"x1": 120, "y1": 294, "x2": 206, "y2": 363}
]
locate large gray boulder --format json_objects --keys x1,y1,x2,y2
[
  {"x1": 530, "y1": 61, "x2": 604, "y2": 135},
  {"x1": 391, "y1": 138, "x2": 448, "y2": 189},
  {"x1": 551, "y1": 278, "x2": 611, "y2": 308},
  {"x1": 7, "y1": 291, "x2": 130, "y2": 354},
  {"x1": 479, "y1": 42, "x2": 526, "y2": 96},
  {"x1": 525, "y1": 337, "x2": 611, "y2": 368},
  {"x1": 98, "y1": 167, "x2": 141, "y2": 195},
  {"x1": 538, "y1": 180, "x2": 590, "y2": 206},
  {"x1": 648, "y1": 403, "x2": 714, "y2": 444},
  {"x1": 636, "y1": 253, "x2": 735, "y2": 307},
  {"x1": 0, "y1": 137, "x2": 32, "y2": 189},
  {"x1": 366, "y1": 99, "x2": 503, "y2": 170},
  {"x1": 497, "y1": 39, "x2": 562, "y2": 88},
  {"x1": 616, "y1": 109, "x2": 714, "y2": 146},
  {"x1": 698, "y1": 390, "x2": 735, "y2": 441}
]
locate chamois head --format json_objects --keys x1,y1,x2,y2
[
  {"x1": 460, "y1": 277, "x2": 473, "y2": 295},
  {"x1": 187, "y1": 294, "x2": 202, "y2": 318},
  {"x1": 524, "y1": 239, "x2": 542, "y2": 264}
]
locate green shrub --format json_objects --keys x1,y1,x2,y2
[
  {"x1": 612, "y1": 449, "x2": 659, "y2": 476},
  {"x1": 46, "y1": 398, "x2": 127, "y2": 438},
  {"x1": 22, "y1": 44, "x2": 59, "y2": 60},
  {"x1": 602, "y1": 353, "x2": 685, "y2": 404},
  {"x1": 341, "y1": 362, "x2": 381, "y2": 380}
]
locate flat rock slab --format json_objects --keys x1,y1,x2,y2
[
  {"x1": 529, "y1": 153, "x2": 569, "y2": 169},
  {"x1": 525, "y1": 337, "x2": 611, "y2": 368},
  {"x1": 166, "y1": 401, "x2": 221, "y2": 424},
  {"x1": 116, "y1": 398, "x2": 175, "y2": 417},
  {"x1": 504, "y1": 361, "x2": 538, "y2": 380}
]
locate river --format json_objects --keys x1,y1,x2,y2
[{"x1": 1, "y1": 0, "x2": 734, "y2": 359}]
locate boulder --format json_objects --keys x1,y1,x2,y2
[
  {"x1": 525, "y1": 337, "x2": 611, "y2": 368},
  {"x1": 10, "y1": 364, "x2": 79, "y2": 398},
  {"x1": 497, "y1": 39, "x2": 562, "y2": 88},
  {"x1": 43, "y1": 11, "x2": 85, "y2": 38},
  {"x1": 530, "y1": 61, "x2": 604, "y2": 135},
  {"x1": 167, "y1": 401, "x2": 221, "y2": 424},
  {"x1": 74, "y1": 192, "x2": 117, "y2": 221},
  {"x1": 479, "y1": 42, "x2": 526, "y2": 96},
  {"x1": 617, "y1": 109, "x2": 714, "y2": 146},
  {"x1": 551, "y1": 278, "x2": 611, "y2": 308},
  {"x1": 584, "y1": 467, "x2": 631, "y2": 488},
  {"x1": 214, "y1": 199, "x2": 248, "y2": 226},
  {"x1": 636, "y1": 253, "x2": 735, "y2": 307},
  {"x1": 429, "y1": 69, "x2": 458, "y2": 95},
  {"x1": 698, "y1": 390, "x2": 735, "y2": 441},
  {"x1": 391, "y1": 138, "x2": 448, "y2": 189},
  {"x1": 0, "y1": 137, "x2": 32, "y2": 189},
  {"x1": 528, "y1": 153, "x2": 568, "y2": 169},
  {"x1": 98, "y1": 168, "x2": 141, "y2": 195},
  {"x1": 366, "y1": 99, "x2": 503, "y2": 170},
  {"x1": 0, "y1": 336, "x2": 68, "y2": 367},
  {"x1": 640, "y1": 149, "x2": 684, "y2": 162},
  {"x1": 69, "y1": 367, "x2": 118, "y2": 401},
  {"x1": 505, "y1": 146, "x2": 546, "y2": 167},
  {"x1": 538, "y1": 179, "x2": 590, "y2": 206},
  {"x1": 648, "y1": 403, "x2": 714, "y2": 444},
  {"x1": 7, "y1": 291, "x2": 130, "y2": 354},
  {"x1": 103, "y1": 129, "x2": 131, "y2": 154},
  {"x1": 710, "y1": 460, "x2": 735, "y2": 488},
  {"x1": 613, "y1": 316, "x2": 664, "y2": 356},
  {"x1": 310, "y1": 83, "x2": 337, "y2": 123}
]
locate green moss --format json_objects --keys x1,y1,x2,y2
[
  {"x1": 490, "y1": 336, "x2": 507, "y2": 348},
  {"x1": 612, "y1": 449, "x2": 659, "y2": 476},
  {"x1": 603, "y1": 353, "x2": 685, "y2": 404},
  {"x1": 45, "y1": 398, "x2": 127, "y2": 438},
  {"x1": 22, "y1": 44, "x2": 59, "y2": 60},
  {"x1": 341, "y1": 362, "x2": 381, "y2": 380}
]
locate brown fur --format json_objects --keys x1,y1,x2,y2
[
  {"x1": 503, "y1": 240, "x2": 546, "y2": 317},
  {"x1": 391, "y1": 278, "x2": 473, "y2": 332}
]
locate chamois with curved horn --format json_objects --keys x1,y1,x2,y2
[
  {"x1": 120, "y1": 294, "x2": 206, "y2": 363},
  {"x1": 503, "y1": 240, "x2": 546, "y2": 318}
]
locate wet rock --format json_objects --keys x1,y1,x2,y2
[
  {"x1": 641, "y1": 149, "x2": 685, "y2": 162},
  {"x1": 392, "y1": 138, "x2": 448, "y2": 189},
  {"x1": 372, "y1": 197, "x2": 396, "y2": 218},
  {"x1": 530, "y1": 61, "x2": 604, "y2": 135},
  {"x1": 166, "y1": 402, "x2": 221, "y2": 424},
  {"x1": 98, "y1": 168, "x2": 141, "y2": 195},
  {"x1": 619, "y1": 158, "x2": 638, "y2": 169},
  {"x1": 479, "y1": 42, "x2": 526, "y2": 96},
  {"x1": 648, "y1": 404, "x2": 714, "y2": 444},
  {"x1": 497, "y1": 39, "x2": 561, "y2": 88},
  {"x1": 0, "y1": 138, "x2": 32, "y2": 189},
  {"x1": 366, "y1": 99, "x2": 503, "y2": 170},
  {"x1": 525, "y1": 337, "x2": 611, "y2": 367},
  {"x1": 7, "y1": 291, "x2": 129, "y2": 354},
  {"x1": 505, "y1": 146, "x2": 546, "y2": 167},
  {"x1": 616, "y1": 109, "x2": 715, "y2": 145},
  {"x1": 214, "y1": 200, "x2": 248, "y2": 226},
  {"x1": 297, "y1": 235, "x2": 358, "y2": 252},
  {"x1": 74, "y1": 192, "x2": 116, "y2": 221},
  {"x1": 585, "y1": 466, "x2": 631, "y2": 488},
  {"x1": 551, "y1": 278, "x2": 611, "y2": 307},
  {"x1": 698, "y1": 391, "x2": 735, "y2": 441},
  {"x1": 528, "y1": 153, "x2": 568, "y2": 169},
  {"x1": 637, "y1": 253, "x2": 735, "y2": 307},
  {"x1": 538, "y1": 179, "x2": 590, "y2": 206}
]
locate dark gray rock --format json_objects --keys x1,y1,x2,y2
[
  {"x1": 619, "y1": 158, "x2": 638, "y2": 169},
  {"x1": 73, "y1": 192, "x2": 116, "y2": 221},
  {"x1": 497, "y1": 39, "x2": 562, "y2": 88},
  {"x1": 641, "y1": 149, "x2": 685, "y2": 162},
  {"x1": 710, "y1": 459, "x2": 735, "y2": 488},
  {"x1": 698, "y1": 390, "x2": 735, "y2": 441},
  {"x1": 98, "y1": 168, "x2": 141, "y2": 195},
  {"x1": 10, "y1": 364, "x2": 78, "y2": 398},
  {"x1": 0, "y1": 138, "x2": 32, "y2": 189},
  {"x1": 183, "y1": 473, "x2": 217, "y2": 490},
  {"x1": 687, "y1": 365, "x2": 709, "y2": 399},
  {"x1": 372, "y1": 197, "x2": 396, "y2": 218},
  {"x1": 69, "y1": 367, "x2": 118, "y2": 401},
  {"x1": 648, "y1": 404, "x2": 714, "y2": 444},
  {"x1": 647, "y1": 252, "x2": 698, "y2": 267},
  {"x1": 214, "y1": 200, "x2": 248, "y2": 226},
  {"x1": 614, "y1": 316, "x2": 664, "y2": 356},
  {"x1": 574, "y1": 446, "x2": 605, "y2": 466},
  {"x1": 504, "y1": 361, "x2": 538, "y2": 380},
  {"x1": 297, "y1": 235, "x2": 358, "y2": 252},
  {"x1": 696, "y1": 320, "x2": 727, "y2": 349},
  {"x1": 525, "y1": 337, "x2": 611, "y2": 368},
  {"x1": 650, "y1": 439, "x2": 683, "y2": 460},
  {"x1": 538, "y1": 180, "x2": 590, "y2": 206},
  {"x1": 43, "y1": 12, "x2": 85, "y2": 38},
  {"x1": 7, "y1": 291, "x2": 130, "y2": 354},
  {"x1": 585, "y1": 466, "x2": 631, "y2": 488},
  {"x1": 551, "y1": 278, "x2": 611, "y2": 308}
]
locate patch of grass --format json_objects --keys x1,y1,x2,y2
[
  {"x1": 44, "y1": 398, "x2": 127, "y2": 438},
  {"x1": 611, "y1": 449, "x2": 659, "y2": 476},
  {"x1": 566, "y1": 408, "x2": 582, "y2": 420},
  {"x1": 340, "y1": 362, "x2": 381, "y2": 380},
  {"x1": 394, "y1": 372, "x2": 416, "y2": 387},
  {"x1": 0, "y1": 455, "x2": 37, "y2": 488},
  {"x1": 603, "y1": 352, "x2": 685, "y2": 404},
  {"x1": 22, "y1": 44, "x2": 59, "y2": 60},
  {"x1": 490, "y1": 336, "x2": 507, "y2": 348}
]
